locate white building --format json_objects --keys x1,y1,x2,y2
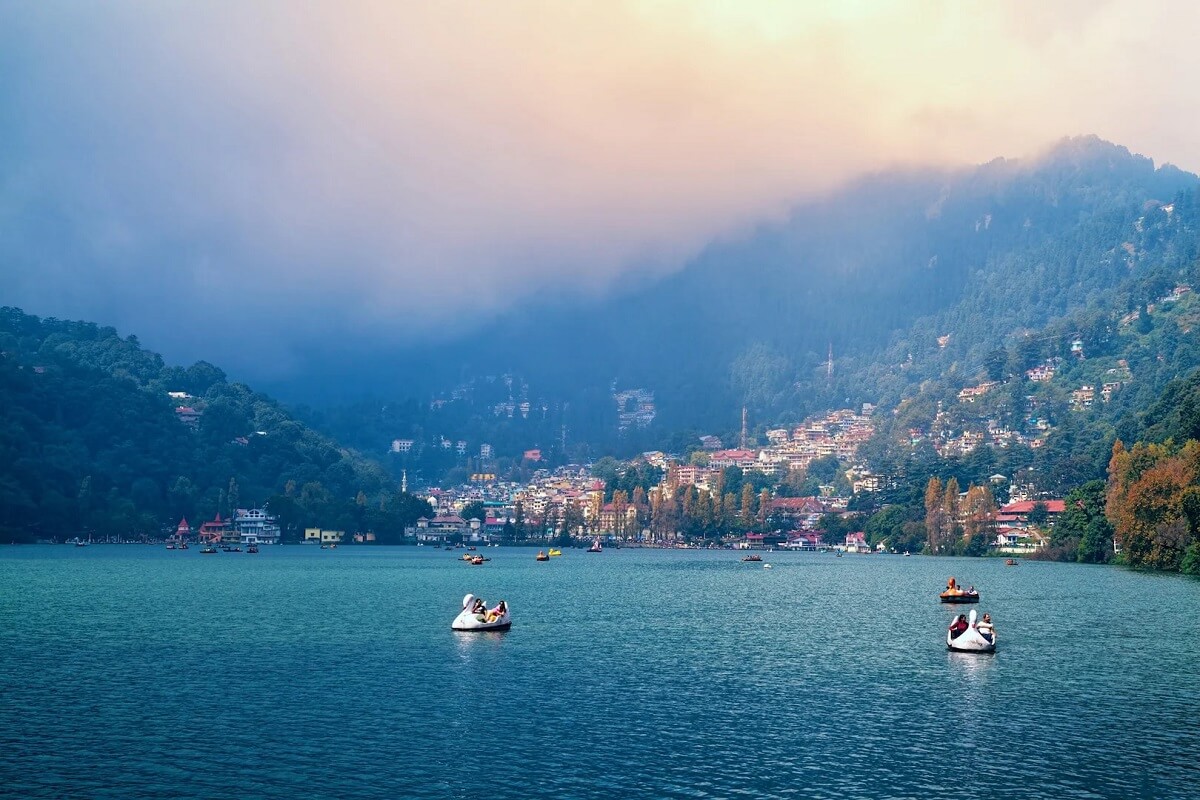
[{"x1": 234, "y1": 508, "x2": 281, "y2": 545}]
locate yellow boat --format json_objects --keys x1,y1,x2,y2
[{"x1": 548, "y1": 548, "x2": 562, "y2": 557}]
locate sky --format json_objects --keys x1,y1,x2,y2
[{"x1": 1, "y1": 0, "x2": 1198, "y2": 379}]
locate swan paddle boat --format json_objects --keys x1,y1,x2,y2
[
  {"x1": 939, "y1": 576, "x2": 980, "y2": 603},
  {"x1": 548, "y1": 548, "x2": 563, "y2": 557},
  {"x1": 947, "y1": 609, "x2": 996, "y2": 653},
  {"x1": 451, "y1": 594, "x2": 512, "y2": 632}
]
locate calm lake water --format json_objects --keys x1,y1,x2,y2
[{"x1": 1, "y1": 545, "x2": 1197, "y2": 799}]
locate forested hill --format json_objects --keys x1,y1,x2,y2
[
  {"x1": 309, "y1": 136, "x2": 1200, "y2": 465},
  {"x1": 0, "y1": 308, "x2": 424, "y2": 543}
]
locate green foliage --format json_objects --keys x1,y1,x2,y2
[{"x1": 0, "y1": 308, "x2": 392, "y2": 542}]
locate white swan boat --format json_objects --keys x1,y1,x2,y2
[
  {"x1": 451, "y1": 593, "x2": 512, "y2": 632},
  {"x1": 947, "y1": 609, "x2": 996, "y2": 653}
]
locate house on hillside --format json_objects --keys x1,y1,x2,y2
[{"x1": 995, "y1": 500, "x2": 1065, "y2": 527}]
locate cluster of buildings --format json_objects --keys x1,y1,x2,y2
[
  {"x1": 613, "y1": 387, "x2": 656, "y2": 431},
  {"x1": 171, "y1": 507, "x2": 282, "y2": 545},
  {"x1": 991, "y1": 499, "x2": 1065, "y2": 553}
]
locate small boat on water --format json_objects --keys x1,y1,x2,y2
[
  {"x1": 587, "y1": 538, "x2": 603, "y2": 553},
  {"x1": 939, "y1": 576, "x2": 980, "y2": 603},
  {"x1": 200, "y1": 545, "x2": 218, "y2": 554},
  {"x1": 470, "y1": 555, "x2": 489, "y2": 565},
  {"x1": 535, "y1": 551, "x2": 549, "y2": 561},
  {"x1": 247, "y1": 545, "x2": 259, "y2": 554},
  {"x1": 166, "y1": 543, "x2": 176, "y2": 550},
  {"x1": 741, "y1": 554, "x2": 763, "y2": 562},
  {"x1": 1005, "y1": 558, "x2": 1017, "y2": 566},
  {"x1": 451, "y1": 594, "x2": 511, "y2": 632},
  {"x1": 763, "y1": 563, "x2": 772, "y2": 569},
  {"x1": 947, "y1": 609, "x2": 996, "y2": 653},
  {"x1": 548, "y1": 548, "x2": 562, "y2": 557}
]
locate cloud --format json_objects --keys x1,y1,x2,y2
[{"x1": 1, "y1": 1, "x2": 1198, "y2": 375}]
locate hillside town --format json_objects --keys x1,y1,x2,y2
[{"x1": 389, "y1": 405, "x2": 1063, "y2": 556}]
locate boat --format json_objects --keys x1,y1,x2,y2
[
  {"x1": 467, "y1": 546, "x2": 477, "y2": 551},
  {"x1": 470, "y1": 555, "x2": 489, "y2": 565},
  {"x1": 1005, "y1": 558, "x2": 1017, "y2": 566},
  {"x1": 763, "y1": 563, "x2": 772, "y2": 569},
  {"x1": 247, "y1": 545, "x2": 259, "y2": 554},
  {"x1": 939, "y1": 576, "x2": 980, "y2": 604},
  {"x1": 548, "y1": 548, "x2": 562, "y2": 557},
  {"x1": 179, "y1": 542, "x2": 189, "y2": 550},
  {"x1": 451, "y1": 594, "x2": 511, "y2": 632},
  {"x1": 200, "y1": 545, "x2": 218, "y2": 554},
  {"x1": 535, "y1": 551, "x2": 549, "y2": 561},
  {"x1": 587, "y1": 538, "x2": 603, "y2": 553},
  {"x1": 166, "y1": 543, "x2": 176, "y2": 550},
  {"x1": 741, "y1": 554, "x2": 763, "y2": 562},
  {"x1": 947, "y1": 609, "x2": 996, "y2": 653}
]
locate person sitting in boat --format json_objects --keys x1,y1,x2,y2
[
  {"x1": 945, "y1": 577, "x2": 961, "y2": 595},
  {"x1": 949, "y1": 614, "x2": 969, "y2": 639},
  {"x1": 967, "y1": 585, "x2": 976, "y2": 595},
  {"x1": 485, "y1": 600, "x2": 507, "y2": 623},
  {"x1": 471, "y1": 598, "x2": 487, "y2": 616},
  {"x1": 977, "y1": 612, "x2": 994, "y2": 642}
]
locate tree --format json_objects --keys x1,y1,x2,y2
[
  {"x1": 984, "y1": 348, "x2": 1009, "y2": 382},
  {"x1": 460, "y1": 501, "x2": 487, "y2": 523},
  {"x1": 924, "y1": 477, "x2": 947, "y2": 554}
]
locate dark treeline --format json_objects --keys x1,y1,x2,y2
[{"x1": 0, "y1": 308, "x2": 428, "y2": 543}]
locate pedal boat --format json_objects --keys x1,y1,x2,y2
[
  {"x1": 947, "y1": 609, "x2": 996, "y2": 653},
  {"x1": 451, "y1": 594, "x2": 511, "y2": 632}
]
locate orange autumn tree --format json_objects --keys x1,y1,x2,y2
[{"x1": 1106, "y1": 439, "x2": 1200, "y2": 572}]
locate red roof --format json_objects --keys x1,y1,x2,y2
[
  {"x1": 1000, "y1": 500, "x2": 1066, "y2": 514},
  {"x1": 770, "y1": 497, "x2": 824, "y2": 512},
  {"x1": 712, "y1": 449, "x2": 756, "y2": 460}
]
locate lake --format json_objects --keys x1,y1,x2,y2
[{"x1": 0, "y1": 545, "x2": 1197, "y2": 799}]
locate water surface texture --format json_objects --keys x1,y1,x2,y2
[{"x1": 1, "y1": 546, "x2": 1197, "y2": 799}]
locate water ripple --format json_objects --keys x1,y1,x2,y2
[{"x1": 1, "y1": 547, "x2": 1197, "y2": 799}]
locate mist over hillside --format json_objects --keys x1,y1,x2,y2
[{"x1": 292, "y1": 137, "x2": 1200, "y2": 462}]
